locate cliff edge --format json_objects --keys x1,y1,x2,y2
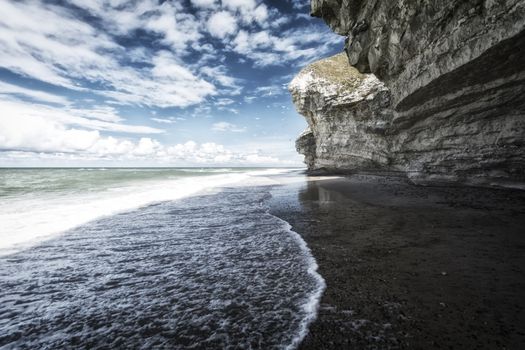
[{"x1": 292, "y1": 0, "x2": 525, "y2": 188}]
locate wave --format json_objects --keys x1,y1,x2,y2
[
  {"x1": 0, "y1": 170, "x2": 289, "y2": 256},
  {"x1": 0, "y1": 181, "x2": 325, "y2": 350},
  {"x1": 270, "y1": 215, "x2": 326, "y2": 350}
]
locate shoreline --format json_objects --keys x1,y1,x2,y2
[{"x1": 269, "y1": 174, "x2": 525, "y2": 349}]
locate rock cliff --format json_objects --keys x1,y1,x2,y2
[
  {"x1": 291, "y1": 53, "x2": 393, "y2": 173},
  {"x1": 292, "y1": 0, "x2": 525, "y2": 188}
]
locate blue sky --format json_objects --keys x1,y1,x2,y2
[{"x1": 0, "y1": 0, "x2": 342, "y2": 167}]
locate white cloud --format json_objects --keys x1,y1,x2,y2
[
  {"x1": 216, "y1": 98, "x2": 235, "y2": 106},
  {"x1": 0, "y1": 0, "x2": 340, "y2": 167},
  {"x1": 244, "y1": 96, "x2": 257, "y2": 103},
  {"x1": 217, "y1": 107, "x2": 240, "y2": 114},
  {"x1": 0, "y1": 132, "x2": 287, "y2": 166},
  {"x1": 67, "y1": 0, "x2": 202, "y2": 53},
  {"x1": 152, "y1": 117, "x2": 177, "y2": 124},
  {"x1": 270, "y1": 15, "x2": 292, "y2": 28},
  {"x1": 230, "y1": 26, "x2": 341, "y2": 66},
  {"x1": 207, "y1": 11, "x2": 238, "y2": 38},
  {"x1": 199, "y1": 65, "x2": 242, "y2": 93},
  {"x1": 0, "y1": 110, "x2": 156, "y2": 157},
  {"x1": 255, "y1": 84, "x2": 286, "y2": 97},
  {"x1": 191, "y1": 0, "x2": 217, "y2": 9},
  {"x1": 222, "y1": 0, "x2": 256, "y2": 11},
  {"x1": 0, "y1": 81, "x2": 70, "y2": 105},
  {"x1": 221, "y1": 0, "x2": 268, "y2": 26},
  {"x1": 154, "y1": 141, "x2": 287, "y2": 165},
  {"x1": 290, "y1": 0, "x2": 309, "y2": 9},
  {"x1": 144, "y1": 2, "x2": 202, "y2": 53},
  {"x1": 133, "y1": 138, "x2": 162, "y2": 156},
  {"x1": 0, "y1": 116, "x2": 100, "y2": 154},
  {"x1": 296, "y1": 13, "x2": 311, "y2": 20},
  {"x1": 212, "y1": 122, "x2": 247, "y2": 132},
  {"x1": 159, "y1": 141, "x2": 286, "y2": 165},
  {"x1": 0, "y1": 93, "x2": 293, "y2": 166},
  {"x1": 0, "y1": 97, "x2": 163, "y2": 138},
  {"x1": 152, "y1": 116, "x2": 186, "y2": 123},
  {"x1": 0, "y1": 1, "x2": 110, "y2": 89},
  {"x1": 0, "y1": 1, "x2": 225, "y2": 108},
  {"x1": 0, "y1": 0, "x2": 338, "y2": 108},
  {"x1": 252, "y1": 5, "x2": 269, "y2": 25}
]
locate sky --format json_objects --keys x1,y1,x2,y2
[{"x1": 0, "y1": 0, "x2": 342, "y2": 167}]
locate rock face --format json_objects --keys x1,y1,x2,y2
[
  {"x1": 291, "y1": 53, "x2": 393, "y2": 173},
  {"x1": 292, "y1": 0, "x2": 525, "y2": 188}
]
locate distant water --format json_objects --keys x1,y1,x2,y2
[{"x1": 0, "y1": 168, "x2": 324, "y2": 349}]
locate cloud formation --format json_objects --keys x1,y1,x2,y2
[
  {"x1": 0, "y1": 0, "x2": 338, "y2": 102},
  {"x1": 0, "y1": 92, "x2": 285, "y2": 165},
  {"x1": 212, "y1": 122, "x2": 247, "y2": 132},
  {"x1": 0, "y1": 1, "x2": 227, "y2": 107},
  {"x1": 0, "y1": 0, "x2": 341, "y2": 166},
  {"x1": 207, "y1": 11, "x2": 238, "y2": 38}
]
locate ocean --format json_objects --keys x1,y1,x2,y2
[{"x1": 0, "y1": 168, "x2": 324, "y2": 349}]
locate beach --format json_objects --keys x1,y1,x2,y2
[
  {"x1": 269, "y1": 174, "x2": 525, "y2": 349},
  {"x1": 1, "y1": 169, "x2": 524, "y2": 349}
]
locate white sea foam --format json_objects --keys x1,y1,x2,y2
[
  {"x1": 0, "y1": 169, "x2": 292, "y2": 256},
  {"x1": 274, "y1": 218, "x2": 326, "y2": 350}
]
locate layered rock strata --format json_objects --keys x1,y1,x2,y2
[
  {"x1": 291, "y1": 53, "x2": 393, "y2": 173},
  {"x1": 292, "y1": 0, "x2": 525, "y2": 188}
]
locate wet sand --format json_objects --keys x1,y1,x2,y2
[{"x1": 269, "y1": 175, "x2": 525, "y2": 349}]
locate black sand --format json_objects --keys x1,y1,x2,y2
[{"x1": 269, "y1": 175, "x2": 525, "y2": 349}]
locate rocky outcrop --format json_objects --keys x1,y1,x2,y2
[
  {"x1": 295, "y1": 128, "x2": 317, "y2": 169},
  {"x1": 291, "y1": 53, "x2": 394, "y2": 173},
  {"x1": 292, "y1": 0, "x2": 525, "y2": 188}
]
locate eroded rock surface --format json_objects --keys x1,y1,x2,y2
[
  {"x1": 291, "y1": 53, "x2": 393, "y2": 174},
  {"x1": 292, "y1": 1, "x2": 525, "y2": 188},
  {"x1": 311, "y1": 0, "x2": 525, "y2": 106}
]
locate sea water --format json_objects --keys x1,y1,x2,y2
[{"x1": 0, "y1": 168, "x2": 324, "y2": 349}]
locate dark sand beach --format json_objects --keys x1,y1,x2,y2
[{"x1": 269, "y1": 175, "x2": 525, "y2": 349}]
